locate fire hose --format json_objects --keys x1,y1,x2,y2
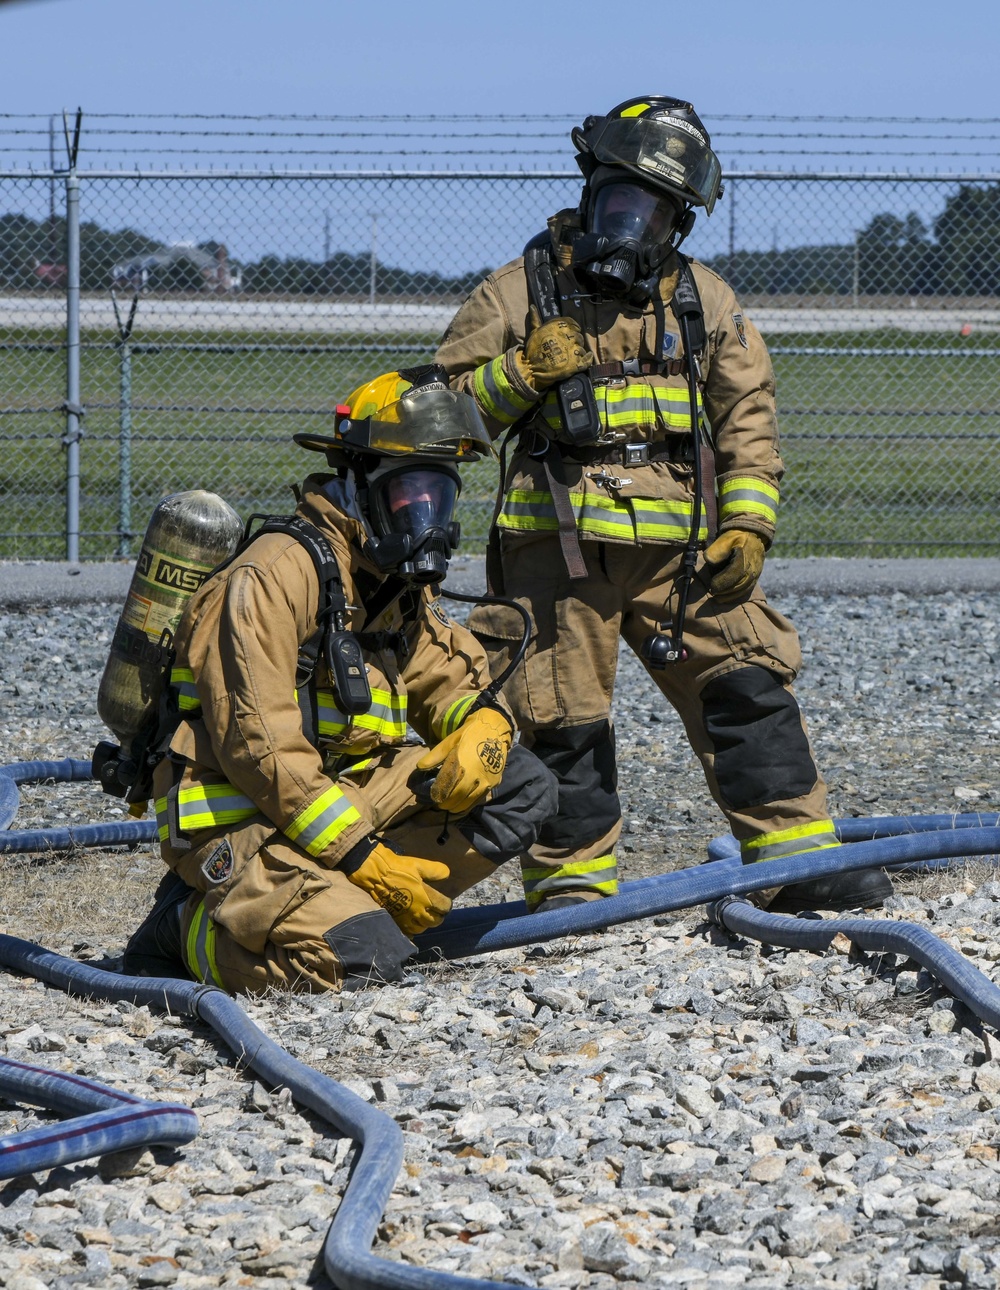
[{"x1": 1, "y1": 758, "x2": 999, "y2": 1289}]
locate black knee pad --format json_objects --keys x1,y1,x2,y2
[
  {"x1": 701, "y1": 666, "x2": 818, "y2": 810},
  {"x1": 459, "y1": 744, "x2": 559, "y2": 863},
  {"x1": 529, "y1": 721, "x2": 620, "y2": 851},
  {"x1": 323, "y1": 911, "x2": 416, "y2": 988}
]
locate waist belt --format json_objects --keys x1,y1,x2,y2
[
  {"x1": 589, "y1": 357, "x2": 686, "y2": 380},
  {"x1": 561, "y1": 438, "x2": 694, "y2": 467}
]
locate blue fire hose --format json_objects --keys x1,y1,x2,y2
[{"x1": 2, "y1": 758, "x2": 1000, "y2": 1289}]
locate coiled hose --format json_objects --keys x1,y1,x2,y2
[{"x1": 2, "y1": 759, "x2": 1000, "y2": 1290}]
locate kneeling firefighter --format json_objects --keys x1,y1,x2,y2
[
  {"x1": 122, "y1": 367, "x2": 557, "y2": 993},
  {"x1": 436, "y1": 95, "x2": 891, "y2": 913}
]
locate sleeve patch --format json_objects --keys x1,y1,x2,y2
[{"x1": 731, "y1": 314, "x2": 749, "y2": 349}]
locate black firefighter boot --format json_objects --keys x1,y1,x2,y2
[
  {"x1": 767, "y1": 866, "x2": 894, "y2": 915},
  {"x1": 122, "y1": 870, "x2": 193, "y2": 979}
]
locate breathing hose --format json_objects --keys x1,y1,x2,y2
[
  {"x1": 437, "y1": 587, "x2": 532, "y2": 712},
  {"x1": 3, "y1": 758, "x2": 1000, "y2": 1288}
]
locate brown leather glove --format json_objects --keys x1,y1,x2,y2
[
  {"x1": 415, "y1": 706, "x2": 513, "y2": 815},
  {"x1": 514, "y1": 304, "x2": 593, "y2": 392},
  {"x1": 704, "y1": 528, "x2": 767, "y2": 599},
  {"x1": 342, "y1": 840, "x2": 452, "y2": 937}
]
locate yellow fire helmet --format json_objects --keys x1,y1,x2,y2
[{"x1": 294, "y1": 365, "x2": 496, "y2": 463}]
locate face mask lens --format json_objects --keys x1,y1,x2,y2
[
  {"x1": 591, "y1": 183, "x2": 679, "y2": 247},
  {"x1": 379, "y1": 468, "x2": 458, "y2": 540}
]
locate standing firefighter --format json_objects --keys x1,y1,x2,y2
[
  {"x1": 436, "y1": 95, "x2": 890, "y2": 914},
  {"x1": 123, "y1": 367, "x2": 556, "y2": 992}
]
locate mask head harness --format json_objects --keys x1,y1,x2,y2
[
  {"x1": 293, "y1": 365, "x2": 495, "y2": 585},
  {"x1": 571, "y1": 95, "x2": 723, "y2": 302}
]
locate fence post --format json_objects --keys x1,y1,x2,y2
[
  {"x1": 112, "y1": 291, "x2": 138, "y2": 557},
  {"x1": 62, "y1": 110, "x2": 83, "y2": 563}
]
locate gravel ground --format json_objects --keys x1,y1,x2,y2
[{"x1": 0, "y1": 585, "x2": 999, "y2": 1289}]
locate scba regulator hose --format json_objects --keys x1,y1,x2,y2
[{"x1": 1, "y1": 759, "x2": 1000, "y2": 1289}]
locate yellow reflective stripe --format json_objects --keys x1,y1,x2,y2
[
  {"x1": 742, "y1": 819, "x2": 840, "y2": 863},
  {"x1": 721, "y1": 476, "x2": 780, "y2": 502},
  {"x1": 719, "y1": 477, "x2": 779, "y2": 526},
  {"x1": 315, "y1": 687, "x2": 407, "y2": 739},
  {"x1": 521, "y1": 853, "x2": 619, "y2": 908},
  {"x1": 185, "y1": 898, "x2": 224, "y2": 987},
  {"x1": 154, "y1": 795, "x2": 169, "y2": 842},
  {"x1": 634, "y1": 498, "x2": 708, "y2": 542},
  {"x1": 541, "y1": 383, "x2": 700, "y2": 433},
  {"x1": 176, "y1": 782, "x2": 257, "y2": 832},
  {"x1": 499, "y1": 489, "x2": 705, "y2": 542},
  {"x1": 720, "y1": 499, "x2": 776, "y2": 522},
  {"x1": 473, "y1": 356, "x2": 535, "y2": 425},
  {"x1": 440, "y1": 694, "x2": 477, "y2": 738},
  {"x1": 170, "y1": 666, "x2": 201, "y2": 713},
  {"x1": 285, "y1": 783, "x2": 361, "y2": 856}
]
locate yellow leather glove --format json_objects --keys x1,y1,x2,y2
[
  {"x1": 514, "y1": 304, "x2": 593, "y2": 392},
  {"x1": 415, "y1": 706, "x2": 513, "y2": 815},
  {"x1": 342, "y1": 840, "x2": 452, "y2": 938},
  {"x1": 704, "y1": 528, "x2": 767, "y2": 598}
]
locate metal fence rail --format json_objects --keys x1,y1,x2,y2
[{"x1": 2, "y1": 116, "x2": 1000, "y2": 559}]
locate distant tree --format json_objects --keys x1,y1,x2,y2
[
  {"x1": 857, "y1": 212, "x2": 935, "y2": 295},
  {"x1": 933, "y1": 183, "x2": 1000, "y2": 295}
]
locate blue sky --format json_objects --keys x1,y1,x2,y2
[
  {"x1": 1, "y1": 0, "x2": 997, "y2": 273},
  {"x1": 1, "y1": 0, "x2": 998, "y2": 122}
]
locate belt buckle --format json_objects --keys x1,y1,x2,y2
[
  {"x1": 620, "y1": 357, "x2": 641, "y2": 377},
  {"x1": 623, "y1": 442, "x2": 649, "y2": 466}
]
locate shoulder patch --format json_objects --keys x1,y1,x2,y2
[
  {"x1": 201, "y1": 838, "x2": 235, "y2": 886},
  {"x1": 429, "y1": 600, "x2": 453, "y2": 628},
  {"x1": 731, "y1": 313, "x2": 749, "y2": 349}
]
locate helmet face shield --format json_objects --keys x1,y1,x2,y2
[
  {"x1": 588, "y1": 115, "x2": 722, "y2": 213},
  {"x1": 365, "y1": 387, "x2": 495, "y2": 461},
  {"x1": 591, "y1": 182, "x2": 682, "y2": 247}
]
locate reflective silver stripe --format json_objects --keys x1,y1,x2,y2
[
  {"x1": 176, "y1": 784, "x2": 257, "y2": 832},
  {"x1": 742, "y1": 831, "x2": 840, "y2": 863},
  {"x1": 719, "y1": 478, "x2": 779, "y2": 524},
  {"x1": 316, "y1": 687, "x2": 407, "y2": 739},
  {"x1": 520, "y1": 856, "x2": 619, "y2": 906},
  {"x1": 170, "y1": 667, "x2": 201, "y2": 713},
  {"x1": 541, "y1": 384, "x2": 700, "y2": 433},
  {"x1": 285, "y1": 784, "x2": 361, "y2": 856},
  {"x1": 474, "y1": 356, "x2": 534, "y2": 425},
  {"x1": 185, "y1": 898, "x2": 222, "y2": 986},
  {"x1": 440, "y1": 694, "x2": 477, "y2": 738}
]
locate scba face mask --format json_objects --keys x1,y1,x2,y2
[
  {"x1": 574, "y1": 180, "x2": 685, "y2": 299},
  {"x1": 365, "y1": 463, "x2": 462, "y2": 585}
]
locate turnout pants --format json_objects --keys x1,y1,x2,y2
[
  {"x1": 469, "y1": 533, "x2": 836, "y2": 907},
  {"x1": 156, "y1": 744, "x2": 555, "y2": 993}
]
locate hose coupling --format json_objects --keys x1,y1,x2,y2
[{"x1": 707, "y1": 893, "x2": 750, "y2": 928}]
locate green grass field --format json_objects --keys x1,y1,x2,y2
[{"x1": 2, "y1": 326, "x2": 999, "y2": 559}]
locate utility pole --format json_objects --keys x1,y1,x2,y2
[
  {"x1": 369, "y1": 213, "x2": 378, "y2": 307},
  {"x1": 852, "y1": 231, "x2": 860, "y2": 308},
  {"x1": 48, "y1": 115, "x2": 57, "y2": 262}
]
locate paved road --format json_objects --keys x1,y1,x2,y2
[
  {"x1": 2, "y1": 295, "x2": 998, "y2": 336},
  {"x1": 2, "y1": 556, "x2": 999, "y2": 609}
]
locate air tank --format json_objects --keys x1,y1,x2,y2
[{"x1": 97, "y1": 490, "x2": 243, "y2": 754}]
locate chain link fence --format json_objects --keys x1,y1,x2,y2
[{"x1": 3, "y1": 115, "x2": 1000, "y2": 559}]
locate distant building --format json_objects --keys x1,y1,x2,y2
[
  {"x1": 112, "y1": 242, "x2": 241, "y2": 292},
  {"x1": 33, "y1": 261, "x2": 67, "y2": 288}
]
